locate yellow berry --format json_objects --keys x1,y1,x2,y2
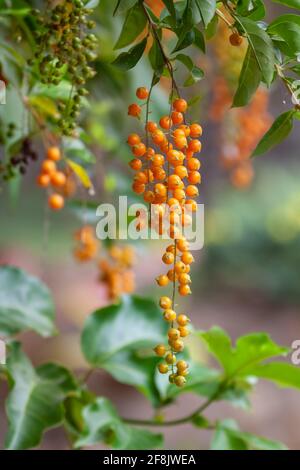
[
  {"x1": 177, "y1": 314, "x2": 189, "y2": 326},
  {"x1": 175, "y1": 375, "x2": 186, "y2": 387},
  {"x1": 178, "y1": 326, "x2": 189, "y2": 337},
  {"x1": 181, "y1": 252, "x2": 194, "y2": 264},
  {"x1": 158, "y1": 363, "x2": 169, "y2": 374},
  {"x1": 168, "y1": 328, "x2": 180, "y2": 340},
  {"x1": 156, "y1": 275, "x2": 169, "y2": 286},
  {"x1": 176, "y1": 360, "x2": 188, "y2": 372},
  {"x1": 162, "y1": 252, "x2": 174, "y2": 265},
  {"x1": 172, "y1": 339, "x2": 184, "y2": 352},
  {"x1": 178, "y1": 284, "x2": 191, "y2": 296},
  {"x1": 159, "y1": 296, "x2": 172, "y2": 309},
  {"x1": 178, "y1": 273, "x2": 191, "y2": 285},
  {"x1": 165, "y1": 352, "x2": 176, "y2": 364},
  {"x1": 154, "y1": 344, "x2": 166, "y2": 357},
  {"x1": 163, "y1": 309, "x2": 177, "y2": 322}
]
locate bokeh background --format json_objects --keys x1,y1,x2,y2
[{"x1": 1, "y1": 0, "x2": 300, "y2": 449}]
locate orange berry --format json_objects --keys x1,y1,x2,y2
[
  {"x1": 132, "y1": 142, "x2": 146, "y2": 157},
  {"x1": 168, "y1": 328, "x2": 180, "y2": 340},
  {"x1": 175, "y1": 261, "x2": 186, "y2": 274},
  {"x1": 152, "y1": 130, "x2": 165, "y2": 144},
  {"x1": 41, "y1": 159, "x2": 56, "y2": 175},
  {"x1": 156, "y1": 274, "x2": 169, "y2": 286},
  {"x1": 159, "y1": 296, "x2": 172, "y2": 309},
  {"x1": 136, "y1": 86, "x2": 149, "y2": 100},
  {"x1": 174, "y1": 165, "x2": 188, "y2": 179},
  {"x1": 179, "y1": 125, "x2": 190, "y2": 137},
  {"x1": 152, "y1": 167, "x2": 166, "y2": 180},
  {"x1": 160, "y1": 141, "x2": 173, "y2": 153},
  {"x1": 165, "y1": 352, "x2": 176, "y2": 364},
  {"x1": 168, "y1": 198, "x2": 181, "y2": 210},
  {"x1": 132, "y1": 181, "x2": 145, "y2": 194},
  {"x1": 173, "y1": 98, "x2": 187, "y2": 113},
  {"x1": 154, "y1": 183, "x2": 167, "y2": 197},
  {"x1": 47, "y1": 146, "x2": 61, "y2": 161},
  {"x1": 177, "y1": 238, "x2": 189, "y2": 252},
  {"x1": 162, "y1": 252, "x2": 174, "y2": 264},
  {"x1": 174, "y1": 136, "x2": 187, "y2": 149},
  {"x1": 134, "y1": 171, "x2": 147, "y2": 184},
  {"x1": 127, "y1": 133, "x2": 141, "y2": 146},
  {"x1": 154, "y1": 344, "x2": 166, "y2": 357},
  {"x1": 188, "y1": 171, "x2": 201, "y2": 184},
  {"x1": 152, "y1": 154, "x2": 165, "y2": 166},
  {"x1": 168, "y1": 174, "x2": 182, "y2": 190},
  {"x1": 187, "y1": 158, "x2": 201, "y2": 171},
  {"x1": 167, "y1": 268, "x2": 177, "y2": 281},
  {"x1": 186, "y1": 185, "x2": 198, "y2": 197},
  {"x1": 37, "y1": 173, "x2": 50, "y2": 187},
  {"x1": 51, "y1": 171, "x2": 67, "y2": 188},
  {"x1": 129, "y1": 158, "x2": 143, "y2": 171},
  {"x1": 229, "y1": 32, "x2": 243, "y2": 46},
  {"x1": 172, "y1": 339, "x2": 184, "y2": 352},
  {"x1": 188, "y1": 139, "x2": 202, "y2": 153},
  {"x1": 177, "y1": 359, "x2": 188, "y2": 371},
  {"x1": 158, "y1": 363, "x2": 169, "y2": 374},
  {"x1": 178, "y1": 273, "x2": 191, "y2": 284},
  {"x1": 143, "y1": 190, "x2": 155, "y2": 203},
  {"x1": 48, "y1": 193, "x2": 64, "y2": 211},
  {"x1": 146, "y1": 121, "x2": 158, "y2": 133},
  {"x1": 159, "y1": 116, "x2": 172, "y2": 130},
  {"x1": 189, "y1": 123, "x2": 202, "y2": 138},
  {"x1": 185, "y1": 199, "x2": 197, "y2": 212},
  {"x1": 145, "y1": 147, "x2": 155, "y2": 160},
  {"x1": 181, "y1": 251, "x2": 194, "y2": 264},
  {"x1": 128, "y1": 103, "x2": 141, "y2": 117},
  {"x1": 178, "y1": 284, "x2": 191, "y2": 296},
  {"x1": 164, "y1": 309, "x2": 177, "y2": 322},
  {"x1": 178, "y1": 326, "x2": 189, "y2": 337},
  {"x1": 171, "y1": 111, "x2": 183, "y2": 124},
  {"x1": 173, "y1": 188, "x2": 186, "y2": 202}
]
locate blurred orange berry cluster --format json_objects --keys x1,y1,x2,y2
[
  {"x1": 36, "y1": 146, "x2": 77, "y2": 210},
  {"x1": 210, "y1": 15, "x2": 272, "y2": 189}
]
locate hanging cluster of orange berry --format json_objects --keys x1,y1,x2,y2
[
  {"x1": 127, "y1": 86, "x2": 203, "y2": 386},
  {"x1": 73, "y1": 224, "x2": 136, "y2": 300},
  {"x1": 209, "y1": 14, "x2": 271, "y2": 189},
  {"x1": 36, "y1": 147, "x2": 77, "y2": 209}
]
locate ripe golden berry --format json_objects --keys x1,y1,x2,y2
[
  {"x1": 186, "y1": 185, "x2": 199, "y2": 197},
  {"x1": 168, "y1": 174, "x2": 182, "y2": 190},
  {"x1": 178, "y1": 326, "x2": 189, "y2": 337},
  {"x1": 181, "y1": 252, "x2": 194, "y2": 264},
  {"x1": 37, "y1": 173, "x2": 50, "y2": 187},
  {"x1": 178, "y1": 273, "x2": 191, "y2": 285},
  {"x1": 51, "y1": 171, "x2": 67, "y2": 188},
  {"x1": 132, "y1": 143, "x2": 146, "y2": 157},
  {"x1": 162, "y1": 252, "x2": 174, "y2": 265},
  {"x1": 47, "y1": 146, "x2": 61, "y2": 161},
  {"x1": 174, "y1": 165, "x2": 188, "y2": 179},
  {"x1": 42, "y1": 159, "x2": 56, "y2": 175},
  {"x1": 174, "y1": 136, "x2": 187, "y2": 149},
  {"x1": 229, "y1": 32, "x2": 243, "y2": 46},
  {"x1": 143, "y1": 190, "x2": 155, "y2": 203},
  {"x1": 175, "y1": 375, "x2": 186, "y2": 387},
  {"x1": 158, "y1": 363, "x2": 169, "y2": 374},
  {"x1": 177, "y1": 238, "x2": 189, "y2": 252},
  {"x1": 188, "y1": 139, "x2": 202, "y2": 153},
  {"x1": 156, "y1": 274, "x2": 169, "y2": 286},
  {"x1": 146, "y1": 121, "x2": 158, "y2": 133},
  {"x1": 165, "y1": 352, "x2": 176, "y2": 364},
  {"x1": 136, "y1": 87, "x2": 149, "y2": 99},
  {"x1": 169, "y1": 373, "x2": 177, "y2": 384},
  {"x1": 185, "y1": 199, "x2": 197, "y2": 212},
  {"x1": 172, "y1": 339, "x2": 184, "y2": 352},
  {"x1": 48, "y1": 193, "x2": 64, "y2": 211},
  {"x1": 132, "y1": 181, "x2": 145, "y2": 194},
  {"x1": 159, "y1": 116, "x2": 172, "y2": 130},
  {"x1": 159, "y1": 296, "x2": 172, "y2": 309},
  {"x1": 188, "y1": 171, "x2": 201, "y2": 184},
  {"x1": 173, "y1": 98, "x2": 188, "y2": 113},
  {"x1": 178, "y1": 284, "x2": 191, "y2": 296},
  {"x1": 154, "y1": 344, "x2": 166, "y2": 357},
  {"x1": 128, "y1": 103, "x2": 141, "y2": 117},
  {"x1": 163, "y1": 309, "x2": 177, "y2": 322},
  {"x1": 154, "y1": 183, "x2": 167, "y2": 197},
  {"x1": 152, "y1": 129, "x2": 165, "y2": 144},
  {"x1": 176, "y1": 360, "x2": 188, "y2": 371},
  {"x1": 167, "y1": 268, "x2": 177, "y2": 281},
  {"x1": 173, "y1": 188, "x2": 185, "y2": 202},
  {"x1": 175, "y1": 261, "x2": 186, "y2": 274},
  {"x1": 127, "y1": 133, "x2": 141, "y2": 146},
  {"x1": 187, "y1": 158, "x2": 201, "y2": 171},
  {"x1": 168, "y1": 328, "x2": 180, "y2": 340},
  {"x1": 129, "y1": 158, "x2": 143, "y2": 171},
  {"x1": 189, "y1": 123, "x2": 203, "y2": 138}
]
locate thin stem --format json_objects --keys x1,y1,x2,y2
[{"x1": 215, "y1": 8, "x2": 233, "y2": 28}]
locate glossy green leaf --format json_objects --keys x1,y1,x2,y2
[
  {"x1": 162, "y1": 0, "x2": 176, "y2": 19},
  {"x1": 212, "y1": 419, "x2": 287, "y2": 450},
  {"x1": 81, "y1": 296, "x2": 167, "y2": 403},
  {"x1": 272, "y1": 0, "x2": 300, "y2": 8},
  {"x1": 184, "y1": 66, "x2": 204, "y2": 86},
  {"x1": 193, "y1": 28, "x2": 206, "y2": 52},
  {"x1": 5, "y1": 343, "x2": 77, "y2": 450},
  {"x1": 195, "y1": 0, "x2": 216, "y2": 27},
  {"x1": 75, "y1": 397, "x2": 163, "y2": 449},
  {"x1": 233, "y1": 47, "x2": 262, "y2": 107},
  {"x1": 268, "y1": 15, "x2": 300, "y2": 56},
  {"x1": 236, "y1": 0, "x2": 266, "y2": 20},
  {"x1": 112, "y1": 38, "x2": 147, "y2": 70},
  {"x1": 63, "y1": 137, "x2": 96, "y2": 164},
  {"x1": 252, "y1": 110, "x2": 295, "y2": 157},
  {"x1": 0, "y1": 266, "x2": 56, "y2": 337},
  {"x1": 114, "y1": 3, "x2": 147, "y2": 49},
  {"x1": 235, "y1": 16, "x2": 275, "y2": 86},
  {"x1": 200, "y1": 327, "x2": 287, "y2": 378},
  {"x1": 249, "y1": 362, "x2": 300, "y2": 389}
]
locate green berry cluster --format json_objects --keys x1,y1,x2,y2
[{"x1": 30, "y1": 0, "x2": 97, "y2": 135}]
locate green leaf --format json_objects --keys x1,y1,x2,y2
[
  {"x1": 272, "y1": 0, "x2": 300, "y2": 9},
  {"x1": 28, "y1": 95, "x2": 59, "y2": 119},
  {"x1": 112, "y1": 38, "x2": 147, "y2": 70},
  {"x1": 67, "y1": 159, "x2": 93, "y2": 189},
  {"x1": 235, "y1": 16, "x2": 275, "y2": 86},
  {"x1": 0, "y1": 8, "x2": 30, "y2": 15},
  {"x1": 172, "y1": 1, "x2": 195, "y2": 52},
  {"x1": 249, "y1": 362, "x2": 300, "y2": 389},
  {"x1": 63, "y1": 138, "x2": 96, "y2": 164},
  {"x1": 85, "y1": 0, "x2": 99, "y2": 7},
  {"x1": 191, "y1": 415, "x2": 210, "y2": 428},
  {"x1": 193, "y1": 27, "x2": 206, "y2": 52},
  {"x1": 114, "y1": 2, "x2": 147, "y2": 49},
  {"x1": 175, "y1": 53, "x2": 194, "y2": 70},
  {"x1": 200, "y1": 327, "x2": 287, "y2": 378},
  {"x1": 252, "y1": 110, "x2": 295, "y2": 157},
  {"x1": 0, "y1": 266, "x2": 56, "y2": 338},
  {"x1": 173, "y1": 30, "x2": 195, "y2": 53},
  {"x1": 195, "y1": 0, "x2": 216, "y2": 27},
  {"x1": 81, "y1": 295, "x2": 167, "y2": 403},
  {"x1": 205, "y1": 14, "x2": 219, "y2": 39},
  {"x1": 268, "y1": 14, "x2": 300, "y2": 56},
  {"x1": 236, "y1": 0, "x2": 266, "y2": 21},
  {"x1": 75, "y1": 397, "x2": 163, "y2": 449},
  {"x1": 5, "y1": 343, "x2": 77, "y2": 450},
  {"x1": 184, "y1": 66, "x2": 204, "y2": 86},
  {"x1": 232, "y1": 47, "x2": 262, "y2": 107},
  {"x1": 211, "y1": 419, "x2": 287, "y2": 450},
  {"x1": 162, "y1": 0, "x2": 176, "y2": 20}
]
